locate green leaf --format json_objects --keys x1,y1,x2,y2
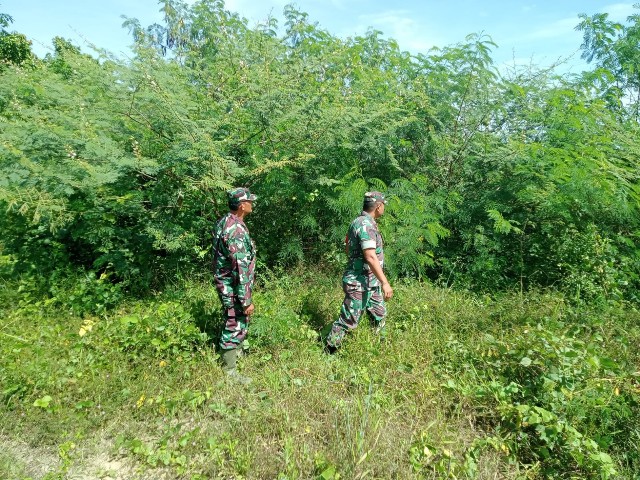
[
  {"x1": 320, "y1": 465, "x2": 337, "y2": 479},
  {"x1": 33, "y1": 395, "x2": 52, "y2": 408},
  {"x1": 519, "y1": 357, "x2": 532, "y2": 367},
  {"x1": 120, "y1": 315, "x2": 139, "y2": 326}
]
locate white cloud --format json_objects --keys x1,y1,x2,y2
[
  {"x1": 223, "y1": 0, "x2": 248, "y2": 12},
  {"x1": 349, "y1": 10, "x2": 442, "y2": 53},
  {"x1": 358, "y1": 10, "x2": 414, "y2": 31},
  {"x1": 600, "y1": 3, "x2": 637, "y2": 22}
]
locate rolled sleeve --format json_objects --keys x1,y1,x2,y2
[{"x1": 361, "y1": 240, "x2": 376, "y2": 250}]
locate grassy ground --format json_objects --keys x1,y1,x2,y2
[{"x1": 1, "y1": 270, "x2": 639, "y2": 479}]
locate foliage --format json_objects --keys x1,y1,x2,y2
[
  {"x1": 0, "y1": 30, "x2": 32, "y2": 66},
  {"x1": 0, "y1": 6, "x2": 32, "y2": 67},
  {"x1": 466, "y1": 322, "x2": 631, "y2": 477},
  {"x1": 1, "y1": 3, "x2": 640, "y2": 478},
  {"x1": 0, "y1": 1, "x2": 639, "y2": 298},
  {"x1": 2, "y1": 271, "x2": 639, "y2": 478},
  {"x1": 576, "y1": 5, "x2": 640, "y2": 120}
]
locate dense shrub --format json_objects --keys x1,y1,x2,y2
[{"x1": 1, "y1": 2, "x2": 639, "y2": 297}]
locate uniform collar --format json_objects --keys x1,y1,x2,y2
[
  {"x1": 228, "y1": 212, "x2": 246, "y2": 227},
  {"x1": 360, "y1": 210, "x2": 377, "y2": 226}
]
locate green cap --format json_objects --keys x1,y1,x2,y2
[
  {"x1": 228, "y1": 187, "x2": 257, "y2": 208},
  {"x1": 363, "y1": 191, "x2": 387, "y2": 206}
]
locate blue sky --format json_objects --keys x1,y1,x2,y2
[{"x1": 4, "y1": 1, "x2": 638, "y2": 73}]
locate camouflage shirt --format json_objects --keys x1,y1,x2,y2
[
  {"x1": 343, "y1": 211, "x2": 384, "y2": 289},
  {"x1": 213, "y1": 212, "x2": 256, "y2": 307}
]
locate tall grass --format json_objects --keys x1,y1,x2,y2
[{"x1": 1, "y1": 269, "x2": 638, "y2": 479}]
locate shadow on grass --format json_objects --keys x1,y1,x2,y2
[
  {"x1": 301, "y1": 292, "x2": 335, "y2": 341},
  {"x1": 190, "y1": 299, "x2": 223, "y2": 346}
]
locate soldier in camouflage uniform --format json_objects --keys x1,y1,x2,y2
[
  {"x1": 213, "y1": 187, "x2": 257, "y2": 384},
  {"x1": 326, "y1": 191, "x2": 394, "y2": 352}
]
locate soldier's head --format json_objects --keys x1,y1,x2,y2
[
  {"x1": 228, "y1": 187, "x2": 257, "y2": 216},
  {"x1": 363, "y1": 191, "x2": 387, "y2": 218}
]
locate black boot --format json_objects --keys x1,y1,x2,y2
[{"x1": 324, "y1": 344, "x2": 338, "y2": 355}]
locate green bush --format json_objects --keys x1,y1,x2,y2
[
  {"x1": 108, "y1": 301, "x2": 208, "y2": 359},
  {"x1": 439, "y1": 317, "x2": 639, "y2": 478},
  {"x1": 48, "y1": 270, "x2": 124, "y2": 316}
]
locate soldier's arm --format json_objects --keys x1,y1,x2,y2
[
  {"x1": 228, "y1": 228, "x2": 253, "y2": 307},
  {"x1": 363, "y1": 249, "x2": 392, "y2": 299},
  {"x1": 359, "y1": 223, "x2": 393, "y2": 299}
]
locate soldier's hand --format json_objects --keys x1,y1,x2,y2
[
  {"x1": 382, "y1": 282, "x2": 393, "y2": 300},
  {"x1": 243, "y1": 303, "x2": 255, "y2": 315}
]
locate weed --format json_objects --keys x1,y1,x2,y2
[{"x1": 1, "y1": 271, "x2": 638, "y2": 478}]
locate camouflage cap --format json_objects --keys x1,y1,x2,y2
[
  {"x1": 228, "y1": 187, "x2": 257, "y2": 208},
  {"x1": 363, "y1": 191, "x2": 387, "y2": 206}
]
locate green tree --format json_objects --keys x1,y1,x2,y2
[
  {"x1": 1, "y1": 0, "x2": 639, "y2": 301},
  {"x1": 0, "y1": 6, "x2": 32, "y2": 66},
  {"x1": 576, "y1": 5, "x2": 640, "y2": 120}
]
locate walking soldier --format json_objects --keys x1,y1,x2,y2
[{"x1": 326, "y1": 191, "x2": 393, "y2": 351}]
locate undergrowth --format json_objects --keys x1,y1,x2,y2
[{"x1": 1, "y1": 269, "x2": 639, "y2": 479}]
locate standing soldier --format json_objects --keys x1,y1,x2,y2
[
  {"x1": 213, "y1": 187, "x2": 257, "y2": 384},
  {"x1": 326, "y1": 191, "x2": 393, "y2": 352}
]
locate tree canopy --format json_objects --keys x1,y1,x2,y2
[{"x1": 1, "y1": 0, "x2": 639, "y2": 302}]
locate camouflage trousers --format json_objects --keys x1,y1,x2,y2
[
  {"x1": 326, "y1": 280, "x2": 387, "y2": 348},
  {"x1": 218, "y1": 295, "x2": 250, "y2": 350}
]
